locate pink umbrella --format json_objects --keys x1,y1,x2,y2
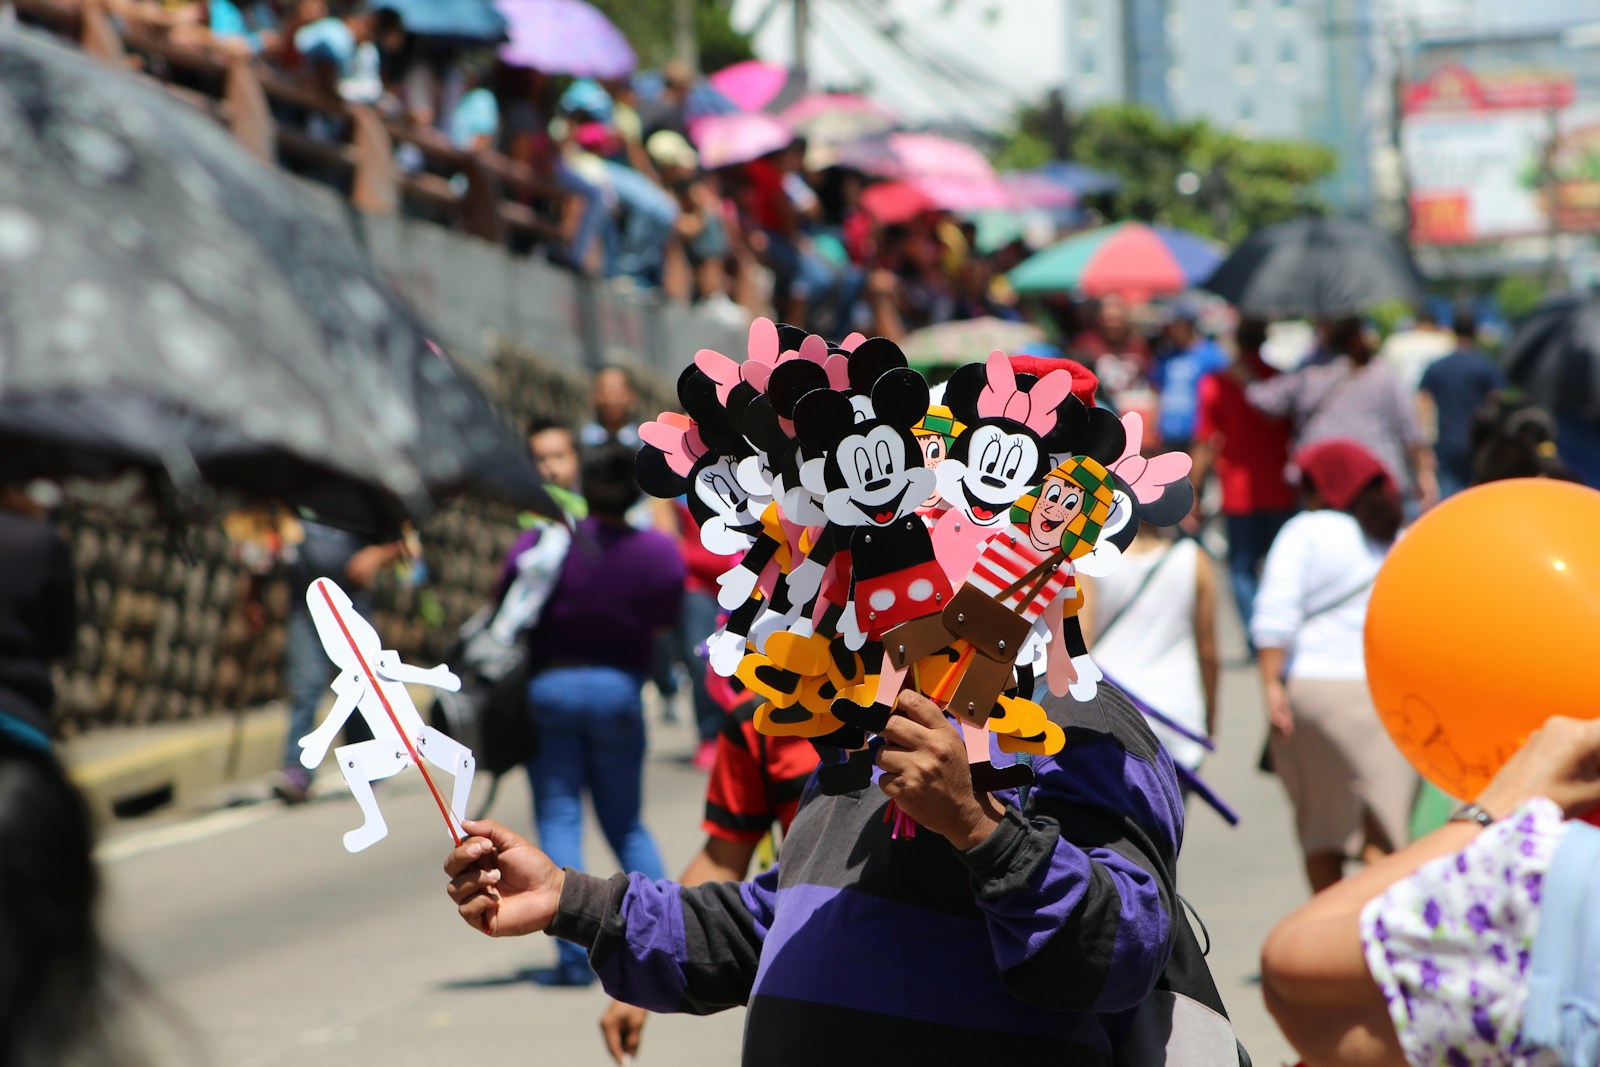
[
  {"x1": 1000, "y1": 172, "x2": 1079, "y2": 210},
  {"x1": 836, "y1": 132, "x2": 997, "y2": 184},
  {"x1": 707, "y1": 59, "x2": 807, "y2": 112},
  {"x1": 780, "y1": 93, "x2": 897, "y2": 167},
  {"x1": 691, "y1": 112, "x2": 794, "y2": 169},
  {"x1": 780, "y1": 92, "x2": 895, "y2": 128},
  {"x1": 495, "y1": 0, "x2": 636, "y2": 78}
]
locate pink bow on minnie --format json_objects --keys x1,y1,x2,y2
[
  {"x1": 695, "y1": 319, "x2": 856, "y2": 403},
  {"x1": 1110, "y1": 411, "x2": 1192, "y2": 503},
  {"x1": 639, "y1": 412, "x2": 707, "y2": 477},
  {"x1": 973, "y1": 350, "x2": 1078, "y2": 437}
]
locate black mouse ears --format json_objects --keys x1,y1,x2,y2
[
  {"x1": 792, "y1": 387, "x2": 857, "y2": 454},
  {"x1": 676, "y1": 363, "x2": 750, "y2": 458},
  {"x1": 636, "y1": 445, "x2": 687, "y2": 499},
  {"x1": 845, "y1": 336, "x2": 908, "y2": 396},
  {"x1": 869, "y1": 368, "x2": 929, "y2": 430}
]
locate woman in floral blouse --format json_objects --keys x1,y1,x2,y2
[{"x1": 1260, "y1": 716, "x2": 1600, "y2": 1066}]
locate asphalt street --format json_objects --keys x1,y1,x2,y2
[{"x1": 98, "y1": 610, "x2": 1303, "y2": 1067}]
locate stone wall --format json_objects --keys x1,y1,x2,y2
[{"x1": 51, "y1": 201, "x2": 709, "y2": 734}]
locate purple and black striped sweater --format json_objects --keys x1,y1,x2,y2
[{"x1": 550, "y1": 686, "x2": 1188, "y2": 1065}]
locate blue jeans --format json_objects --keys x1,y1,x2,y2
[
  {"x1": 1437, "y1": 465, "x2": 1469, "y2": 500},
  {"x1": 553, "y1": 160, "x2": 607, "y2": 269},
  {"x1": 764, "y1": 230, "x2": 864, "y2": 338},
  {"x1": 525, "y1": 666, "x2": 666, "y2": 971},
  {"x1": 282, "y1": 594, "x2": 375, "y2": 773},
  {"x1": 603, "y1": 161, "x2": 678, "y2": 283},
  {"x1": 679, "y1": 591, "x2": 723, "y2": 743},
  {"x1": 1222, "y1": 509, "x2": 1295, "y2": 652}
]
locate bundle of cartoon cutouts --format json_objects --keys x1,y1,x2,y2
[{"x1": 638, "y1": 319, "x2": 1194, "y2": 804}]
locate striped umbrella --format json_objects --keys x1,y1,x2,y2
[
  {"x1": 1008, "y1": 222, "x2": 1224, "y2": 299},
  {"x1": 901, "y1": 318, "x2": 1045, "y2": 370}
]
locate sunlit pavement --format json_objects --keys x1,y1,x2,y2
[{"x1": 100, "y1": 605, "x2": 1299, "y2": 1066}]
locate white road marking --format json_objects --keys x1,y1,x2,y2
[{"x1": 96, "y1": 804, "x2": 284, "y2": 864}]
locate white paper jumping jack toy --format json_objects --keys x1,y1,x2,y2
[{"x1": 300, "y1": 577, "x2": 476, "y2": 852}]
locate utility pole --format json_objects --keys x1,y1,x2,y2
[
  {"x1": 673, "y1": 0, "x2": 698, "y2": 72},
  {"x1": 793, "y1": 0, "x2": 809, "y2": 75},
  {"x1": 1046, "y1": 88, "x2": 1073, "y2": 161}
]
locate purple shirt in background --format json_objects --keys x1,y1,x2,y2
[
  {"x1": 502, "y1": 518, "x2": 685, "y2": 675},
  {"x1": 1246, "y1": 355, "x2": 1424, "y2": 496}
]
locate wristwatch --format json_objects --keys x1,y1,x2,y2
[{"x1": 1448, "y1": 802, "x2": 1496, "y2": 829}]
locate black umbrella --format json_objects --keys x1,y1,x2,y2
[
  {"x1": 1201, "y1": 216, "x2": 1423, "y2": 319},
  {"x1": 0, "y1": 26, "x2": 557, "y2": 533},
  {"x1": 1504, "y1": 292, "x2": 1600, "y2": 422}
]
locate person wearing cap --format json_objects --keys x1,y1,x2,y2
[
  {"x1": 553, "y1": 79, "x2": 678, "y2": 286},
  {"x1": 1251, "y1": 439, "x2": 1417, "y2": 893},
  {"x1": 910, "y1": 404, "x2": 964, "y2": 516},
  {"x1": 648, "y1": 130, "x2": 738, "y2": 314}
]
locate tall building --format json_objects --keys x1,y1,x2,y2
[{"x1": 1065, "y1": 0, "x2": 1376, "y2": 214}]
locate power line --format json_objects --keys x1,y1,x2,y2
[
  {"x1": 821, "y1": 0, "x2": 986, "y2": 117},
  {"x1": 826, "y1": 0, "x2": 1011, "y2": 119}
]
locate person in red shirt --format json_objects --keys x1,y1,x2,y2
[
  {"x1": 597, "y1": 674, "x2": 821, "y2": 1064},
  {"x1": 673, "y1": 500, "x2": 741, "y2": 768},
  {"x1": 1190, "y1": 319, "x2": 1298, "y2": 655}
]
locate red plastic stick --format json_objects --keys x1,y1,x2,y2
[{"x1": 316, "y1": 581, "x2": 463, "y2": 846}]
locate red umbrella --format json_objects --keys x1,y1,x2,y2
[{"x1": 861, "y1": 175, "x2": 1015, "y2": 224}]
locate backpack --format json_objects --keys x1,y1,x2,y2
[
  {"x1": 1012, "y1": 753, "x2": 1251, "y2": 1066},
  {"x1": 1111, "y1": 899, "x2": 1253, "y2": 1067},
  {"x1": 429, "y1": 523, "x2": 572, "y2": 816}
]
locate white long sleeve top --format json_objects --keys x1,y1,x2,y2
[{"x1": 1249, "y1": 509, "x2": 1388, "y2": 681}]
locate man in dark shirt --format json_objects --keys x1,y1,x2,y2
[
  {"x1": 0, "y1": 485, "x2": 75, "y2": 749},
  {"x1": 1418, "y1": 309, "x2": 1505, "y2": 498}
]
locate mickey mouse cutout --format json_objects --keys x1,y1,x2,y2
[{"x1": 793, "y1": 364, "x2": 947, "y2": 646}]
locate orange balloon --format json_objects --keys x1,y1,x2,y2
[{"x1": 1366, "y1": 478, "x2": 1600, "y2": 801}]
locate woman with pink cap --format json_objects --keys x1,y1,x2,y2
[{"x1": 1252, "y1": 438, "x2": 1418, "y2": 893}]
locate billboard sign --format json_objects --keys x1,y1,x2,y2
[{"x1": 1401, "y1": 62, "x2": 1599, "y2": 245}]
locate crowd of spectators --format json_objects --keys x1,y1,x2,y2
[{"x1": 94, "y1": 0, "x2": 1057, "y2": 340}]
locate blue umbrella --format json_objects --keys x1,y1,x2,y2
[
  {"x1": 1034, "y1": 161, "x2": 1123, "y2": 197},
  {"x1": 377, "y1": 0, "x2": 507, "y2": 41},
  {"x1": 685, "y1": 80, "x2": 741, "y2": 123}
]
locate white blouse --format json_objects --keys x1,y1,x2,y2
[{"x1": 1250, "y1": 509, "x2": 1386, "y2": 681}]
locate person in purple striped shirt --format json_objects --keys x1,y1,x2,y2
[{"x1": 444, "y1": 677, "x2": 1244, "y2": 1065}]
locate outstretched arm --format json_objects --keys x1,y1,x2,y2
[
  {"x1": 446, "y1": 819, "x2": 776, "y2": 1016},
  {"x1": 374, "y1": 651, "x2": 461, "y2": 692}
]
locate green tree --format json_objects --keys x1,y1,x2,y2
[
  {"x1": 587, "y1": 0, "x2": 754, "y2": 74},
  {"x1": 996, "y1": 101, "x2": 1338, "y2": 245}
]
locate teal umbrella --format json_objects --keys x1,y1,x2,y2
[
  {"x1": 900, "y1": 318, "x2": 1045, "y2": 370},
  {"x1": 376, "y1": 0, "x2": 507, "y2": 40}
]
